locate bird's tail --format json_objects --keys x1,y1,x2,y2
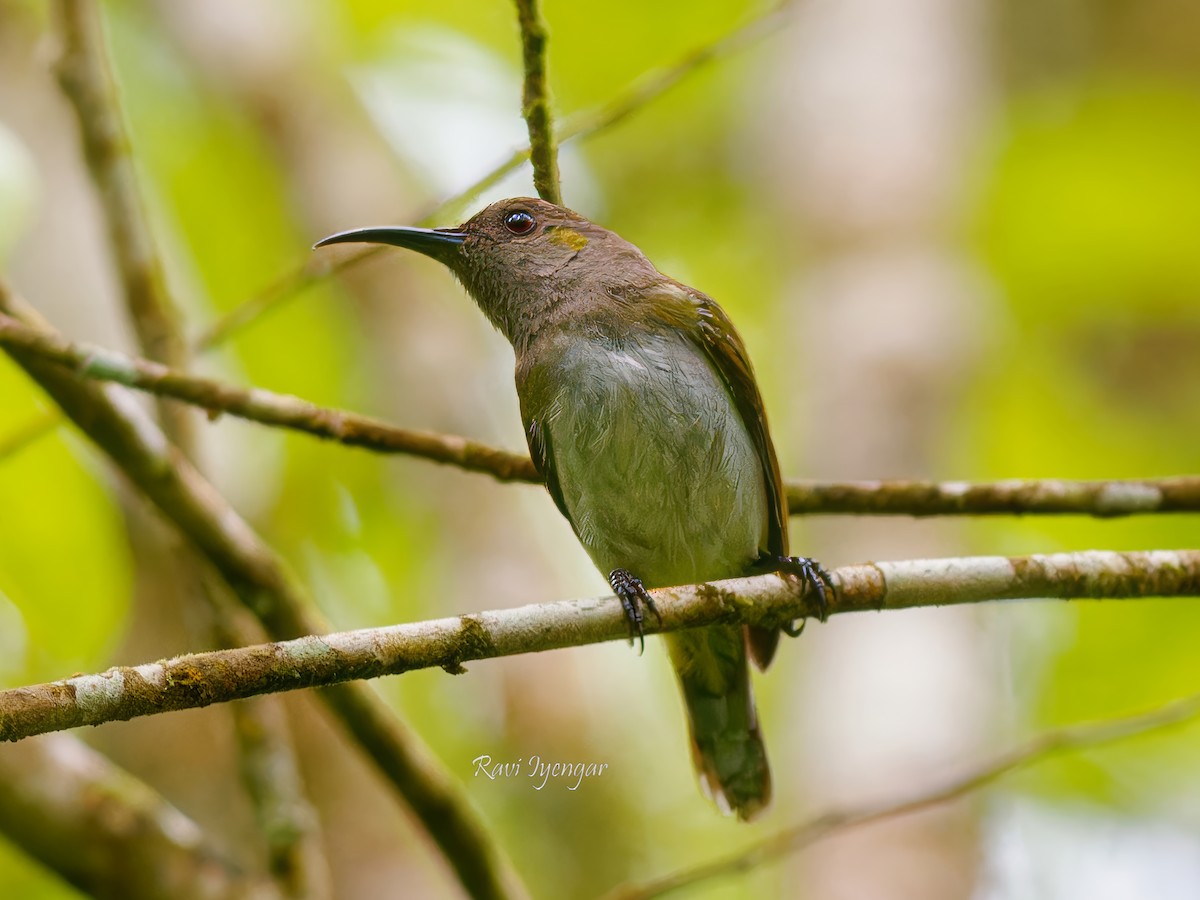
[{"x1": 666, "y1": 625, "x2": 771, "y2": 821}]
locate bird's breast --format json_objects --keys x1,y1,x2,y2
[{"x1": 531, "y1": 331, "x2": 768, "y2": 588}]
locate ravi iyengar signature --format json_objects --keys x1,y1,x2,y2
[{"x1": 471, "y1": 755, "x2": 610, "y2": 791}]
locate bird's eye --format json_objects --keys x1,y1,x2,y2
[{"x1": 503, "y1": 210, "x2": 536, "y2": 235}]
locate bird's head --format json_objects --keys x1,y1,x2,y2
[{"x1": 315, "y1": 197, "x2": 659, "y2": 348}]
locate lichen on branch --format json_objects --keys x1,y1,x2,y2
[{"x1": 1, "y1": 549, "x2": 1196, "y2": 744}]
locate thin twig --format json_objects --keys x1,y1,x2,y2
[
  {"x1": 604, "y1": 691, "x2": 1200, "y2": 899},
  {"x1": 51, "y1": 0, "x2": 189, "y2": 438},
  {"x1": 192, "y1": 249, "x2": 375, "y2": 352},
  {"x1": 0, "y1": 411, "x2": 60, "y2": 461},
  {"x1": 1, "y1": 549, "x2": 1197, "y2": 742},
  {"x1": 0, "y1": 285, "x2": 529, "y2": 900},
  {"x1": 513, "y1": 0, "x2": 561, "y2": 204},
  {"x1": 4, "y1": 314, "x2": 1200, "y2": 517},
  {"x1": 0, "y1": 313, "x2": 540, "y2": 482},
  {"x1": 194, "y1": 1, "x2": 796, "y2": 350},
  {"x1": 232, "y1": 692, "x2": 330, "y2": 897},
  {"x1": 786, "y1": 477, "x2": 1200, "y2": 518}
]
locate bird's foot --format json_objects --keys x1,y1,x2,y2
[
  {"x1": 754, "y1": 554, "x2": 835, "y2": 626},
  {"x1": 608, "y1": 568, "x2": 661, "y2": 655}
]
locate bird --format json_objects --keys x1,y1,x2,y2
[{"x1": 315, "y1": 197, "x2": 830, "y2": 820}]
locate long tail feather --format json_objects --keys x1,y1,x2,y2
[{"x1": 666, "y1": 625, "x2": 771, "y2": 820}]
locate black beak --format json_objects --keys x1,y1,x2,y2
[{"x1": 313, "y1": 226, "x2": 467, "y2": 263}]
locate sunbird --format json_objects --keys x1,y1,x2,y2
[{"x1": 316, "y1": 198, "x2": 830, "y2": 819}]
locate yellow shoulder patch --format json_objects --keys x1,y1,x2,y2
[{"x1": 548, "y1": 228, "x2": 589, "y2": 251}]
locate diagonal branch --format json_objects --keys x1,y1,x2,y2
[
  {"x1": 0, "y1": 411, "x2": 60, "y2": 461},
  {"x1": 3, "y1": 313, "x2": 1199, "y2": 517},
  {"x1": 52, "y1": 3, "x2": 329, "y2": 892},
  {"x1": 604, "y1": 690, "x2": 1200, "y2": 899},
  {"x1": 513, "y1": 0, "x2": 562, "y2": 204},
  {"x1": 0, "y1": 734, "x2": 284, "y2": 900},
  {"x1": 51, "y1": 0, "x2": 189, "y2": 433},
  {"x1": 1, "y1": 549, "x2": 1197, "y2": 742},
  {"x1": 194, "y1": 0, "x2": 797, "y2": 350},
  {"x1": 0, "y1": 312, "x2": 540, "y2": 481},
  {"x1": 0, "y1": 285, "x2": 528, "y2": 900}
]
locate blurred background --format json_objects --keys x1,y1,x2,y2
[{"x1": 1, "y1": 0, "x2": 1199, "y2": 897}]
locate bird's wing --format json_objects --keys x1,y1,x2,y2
[
  {"x1": 643, "y1": 281, "x2": 789, "y2": 559},
  {"x1": 643, "y1": 282, "x2": 789, "y2": 669},
  {"x1": 516, "y1": 361, "x2": 572, "y2": 523}
]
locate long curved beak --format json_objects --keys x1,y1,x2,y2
[{"x1": 313, "y1": 226, "x2": 466, "y2": 263}]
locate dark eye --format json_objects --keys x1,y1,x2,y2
[{"x1": 503, "y1": 210, "x2": 535, "y2": 235}]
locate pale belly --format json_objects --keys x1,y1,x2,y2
[{"x1": 539, "y1": 333, "x2": 768, "y2": 589}]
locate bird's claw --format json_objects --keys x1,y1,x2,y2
[
  {"x1": 608, "y1": 568, "x2": 661, "y2": 654},
  {"x1": 758, "y1": 554, "x2": 835, "y2": 625},
  {"x1": 781, "y1": 619, "x2": 807, "y2": 638}
]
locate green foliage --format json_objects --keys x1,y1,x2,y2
[
  {"x1": 966, "y1": 77, "x2": 1200, "y2": 809},
  {"x1": 981, "y1": 81, "x2": 1200, "y2": 323},
  {"x1": 0, "y1": 361, "x2": 131, "y2": 682},
  {"x1": 0, "y1": 840, "x2": 82, "y2": 900}
]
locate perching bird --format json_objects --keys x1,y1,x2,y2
[{"x1": 316, "y1": 198, "x2": 830, "y2": 819}]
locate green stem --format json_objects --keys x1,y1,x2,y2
[{"x1": 513, "y1": 0, "x2": 562, "y2": 204}]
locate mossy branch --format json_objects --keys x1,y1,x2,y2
[
  {"x1": 51, "y1": 0, "x2": 189, "y2": 429},
  {"x1": 3, "y1": 312, "x2": 1199, "y2": 519},
  {"x1": 514, "y1": 0, "x2": 562, "y2": 204},
  {"x1": 1, "y1": 549, "x2": 1197, "y2": 743},
  {"x1": 0, "y1": 312, "x2": 540, "y2": 481},
  {"x1": 51, "y1": 4, "x2": 328, "y2": 892},
  {"x1": 0, "y1": 285, "x2": 528, "y2": 900},
  {"x1": 785, "y1": 477, "x2": 1200, "y2": 517},
  {"x1": 0, "y1": 735, "x2": 285, "y2": 900}
]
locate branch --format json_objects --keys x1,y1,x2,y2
[
  {"x1": 4, "y1": 314, "x2": 1199, "y2": 517},
  {"x1": 786, "y1": 477, "x2": 1200, "y2": 518},
  {"x1": 191, "y1": 249, "x2": 366, "y2": 351},
  {"x1": 0, "y1": 411, "x2": 60, "y2": 461},
  {"x1": 0, "y1": 286, "x2": 528, "y2": 900},
  {"x1": 605, "y1": 691, "x2": 1200, "y2": 900},
  {"x1": 2, "y1": 550, "x2": 1196, "y2": 742},
  {"x1": 51, "y1": 4, "x2": 330, "y2": 891},
  {"x1": 194, "y1": 1, "x2": 795, "y2": 350},
  {"x1": 513, "y1": 0, "x2": 561, "y2": 204},
  {"x1": 0, "y1": 312, "x2": 539, "y2": 482},
  {"x1": 231, "y1": 677, "x2": 331, "y2": 898},
  {"x1": 51, "y1": 0, "x2": 189, "y2": 419},
  {"x1": 0, "y1": 734, "x2": 282, "y2": 900}
]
